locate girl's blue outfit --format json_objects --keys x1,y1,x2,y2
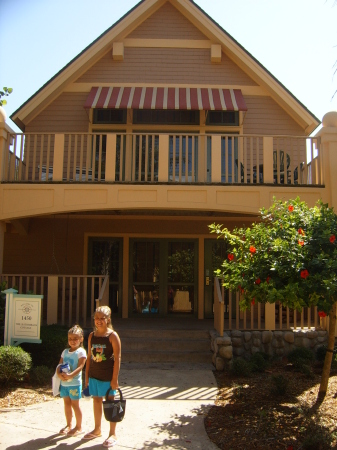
[{"x1": 59, "y1": 347, "x2": 87, "y2": 400}]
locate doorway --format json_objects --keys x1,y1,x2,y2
[
  {"x1": 87, "y1": 238, "x2": 123, "y2": 315},
  {"x1": 130, "y1": 238, "x2": 198, "y2": 316},
  {"x1": 204, "y1": 239, "x2": 228, "y2": 319}
]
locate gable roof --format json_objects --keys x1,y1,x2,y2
[{"x1": 10, "y1": 0, "x2": 320, "y2": 134}]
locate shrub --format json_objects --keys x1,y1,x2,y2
[
  {"x1": 287, "y1": 347, "x2": 314, "y2": 370},
  {"x1": 29, "y1": 365, "x2": 54, "y2": 386},
  {"x1": 271, "y1": 374, "x2": 289, "y2": 396},
  {"x1": 230, "y1": 358, "x2": 252, "y2": 377},
  {"x1": 301, "y1": 424, "x2": 333, "y2": 449},
  {"x1": 21, "y1": 325, "x2": 69, "y2": 368},
  {"x1": 0, "y1": 346, "x2": 32, "y2": 384},
  {"x1": 250, "y1": 352, "x2": 270, "y2": 372}
]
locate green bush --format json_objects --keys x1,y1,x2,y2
[
  {"x1": 250, "y1": 352, "x2": 270, "y2": 372},
  {"x1": 301, "y1": 424, "x2": 333, "y2": 449},
  {"x1": 288, "y1": 347, "x2": 314, "y2": 368},
  {"x1": 29, "y1": 365, "x2": 54, "y2": 386},
  {"x1": 0, "y1": 346, "x2": 32, "y2": 384},
  {"x1": 270, "y1": 374, "x2": 289, "y2": 396},
  {"x1": 230, "y1": 358, "x2": 252, "y2": 377},
  {"x1": 21, "y1": 325, "x2": 69, "y2": 368}
]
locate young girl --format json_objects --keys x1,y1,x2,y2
[
  {"x1": 57, "y1": 324, "x2": 87, "y2": 436},
  {"x1": 83, "y1": 306, "x2": 121, "y2": 448}
]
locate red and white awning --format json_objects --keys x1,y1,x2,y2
[{"x1": 84, "y1": 87, "x2": 247, "y2": 111}]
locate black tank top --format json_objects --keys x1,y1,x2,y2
[{"x1": 88, "y1": 333, "x2": 115, "y2": 381}]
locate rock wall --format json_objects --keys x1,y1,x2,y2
[{"x1": 210, "y1": 329, "x2": 328, "y2": 371}]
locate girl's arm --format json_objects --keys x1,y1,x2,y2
[
  {"x1": 56, "y1": 355, "x2": 67, "y2": 380},
  {"x1": 62, "y1": 355, "x2": 87, "y2": 381},
  {"x1": 85, "y1": 332, "x2": 93, "y2": 388},
  {"x1": 110, "y1": 331, "x2": 121, "y2": 391}
]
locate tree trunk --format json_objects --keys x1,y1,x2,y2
[{"x1": 318, "y1": 302, "x2": 337, "y2": 397}]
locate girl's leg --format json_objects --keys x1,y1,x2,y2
[
  {"x1": 109, "y1": 422, "x2": 117, "y2": 439},
  {"x1": 83, "y1": 396, "x2": 103, "y2": 438},
  {"x1": 60, "y1": 396, "x2": 72, "y2": 433},
  {"x1": 67, "y1": 399, "x2": 82, "y2": 435}
]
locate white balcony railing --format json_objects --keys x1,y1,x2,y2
[{"x1": 3, "y1": 132, "x2": 323, "y2": 186}]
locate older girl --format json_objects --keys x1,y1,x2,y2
[{"x1": 83, "y1": 306, "x2": 121, "y2": 448}]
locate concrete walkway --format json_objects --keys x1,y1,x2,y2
[{"x1": 0, "y1": 363, "x2": 219, "y2": 450}]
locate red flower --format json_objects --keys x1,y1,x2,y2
[
  {"x1": 300, "y1": 269, "x2": 309, "y2": 279},
  {"x1": 266, "y1": 276, "x2": 271, "y2": 284},
  {"x1": 288, "y1": 205, "x2": 294, "y2": 212},
  {"x1": 249, "y1": 246, "x2": 256, "y2": 254},
  {"x1": 330, "y1": 235, "x2": 336, "y2": 243},
  {"x1": 298, "y1": 228, "x2": 305, "y2": 235},
  {"x1": 228, "y1": 253, "x2": 234, "y2": 261},
  {"x1": 287, "y1": 446, "x2": 293, "y2": 450},
  {"x1": 255, "y1": 278, "x2": 261, "y2": 285},
  {"x1": 251, "y1": 299, "x2": 255, "y2": 306},
  {"x1": 318, "y1": 311, "x2": 327, "y2": 318},
  {"x1": 298, "y1": 240, "x2": 304, "y2": 246},
  {"x1": 238, "y1": 285, "x2": 244, "y2": 294}
]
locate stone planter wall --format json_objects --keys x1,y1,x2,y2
[{"x1": 210, "y1": 329, "x2": 328, "y2": 371}]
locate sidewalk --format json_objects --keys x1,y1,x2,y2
[{"x1": 0, "y1": 363, "x2": 219, "y2": 450}]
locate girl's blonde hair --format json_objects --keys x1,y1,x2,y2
[
  {"x1": 94, "y1": 305, "x2": 113, "y2": 330},
  {"x1": 68, "y1": 324, "x2": 84, "y2": 346}
]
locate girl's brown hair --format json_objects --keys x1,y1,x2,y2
[
  {"x1": 94, "y1": 306, "x2": 113, "y2": 330},
  {"x1": 68, "y1": 324, "x2": 84, "y2": 346}
]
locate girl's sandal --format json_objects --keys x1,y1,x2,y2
[{"x1": 59, "y1": 426, "x2": 71, "y2": 434}]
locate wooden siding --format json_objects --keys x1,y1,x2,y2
[
  {"x1": 3, "y1": 216, "x2": 254, "y2": 275},
  {"x1": 126, "y1": 2, "x2": 208, "y2": 40},
  {"x1": 243, "y1": 96, "x2": 307, "y2": 135},
  {"x1": 26, "y1": 93, "x2": 89, "y2": 132},
  {"x1": 76, "y1": 47, "x2": 257, "y2": 86}
]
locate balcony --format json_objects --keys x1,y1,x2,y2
[{"x1": 3, "y1": 132, "x2": 322, "y2": 186}]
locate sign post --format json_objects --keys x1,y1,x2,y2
[{"x1": 3, "y1": 289, "x2": 43, "y2": 346}]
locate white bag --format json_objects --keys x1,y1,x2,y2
[{"x1": 52, "y1": 369, "x2": 61, "y2": 396}]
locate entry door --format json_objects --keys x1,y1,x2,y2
[
  {"x1": 88, "y1": 238, "x2": 122, "y2": 315},
  {"x1": 131, "y1": 240, "x2": 161, "y2": 315},
  {"x1": 204, "y1": 239, "x2": 228, "y2": 319},
  {"x1": 130, "y1": 238, "x2": 198, "y2": 316}
]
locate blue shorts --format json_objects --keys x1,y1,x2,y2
[
  {"x1": 60, "y1": 384, "x2": 82, "y2": 400},
  {"x1": 89, "y1": 378, "x2": 117, "y2": 398}
]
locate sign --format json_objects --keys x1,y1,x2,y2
[{"x1": 3, "y1": 289, "x2": 43, "y2": 346}]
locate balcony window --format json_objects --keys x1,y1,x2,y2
[
  {"x1": 133, "y1": 109, "x2": 200, "y2": 125},
  {"x1": 93, "y1": 109, "x2": 127, "y2": 124},
  {"x1": 206, "y1": 111, "x2": 239, "y2": 126}
]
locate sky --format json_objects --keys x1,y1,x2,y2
[{"x1": 1, "y1": 0, "x2": 337, "y2": 133}]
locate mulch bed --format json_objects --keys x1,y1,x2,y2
[{"x1": 205, "y1": 361, "x2": 337, "y2": 450}]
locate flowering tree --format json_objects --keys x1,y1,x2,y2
[{"x1": 209, "y1": 197, "x2": 337, "y2": 397}]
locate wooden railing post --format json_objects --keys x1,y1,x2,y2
[
  {"x1": 105, "y1": 134, "x2": 116, "y2": 182},
  {"x1": 265, "y1": 302, "x2": 275, "y2": 330},
  {"x1": 263, "y1": 137, "x2": 274, "y2": 183},
  {"x1": 53, "y1": 134, "x2": 64, "y2": 181},
  {"x1": 47, "y1": 275, "x2": 58, "y2": 324},
  {"x1": 158, "y1": 134, "x2": 169, "y2": 182},
  {"x1": 211, "y1": 135, "x2": 222, "y2": 183}
]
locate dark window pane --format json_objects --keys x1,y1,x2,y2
[
  {"x1": 206, "y1": 111, "x2": 239, "y2": 126},
  {"x1": 93, "y1": 109, "x2": 127, "y2": 124},
  {"x1": 133, "y1": 109, "x2": 200, "y2": 125}
]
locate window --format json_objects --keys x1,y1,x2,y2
[
  {"x1": 133, "y1": 109, "x2": 200, "y2": 125},
  {"x1": 206, "y1": 111, "x2": 239, "y2": 126},
  {"x1": 93, "y1": 109, "x2": 127, "y2": 124}
]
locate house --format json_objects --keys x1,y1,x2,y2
[{"x1": 0, "y1": 0, "x2": 336, "y2": 331}]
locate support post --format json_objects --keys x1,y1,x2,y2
[{"x1": 47, "y1": 276, "x2": 58, "y2": 324}]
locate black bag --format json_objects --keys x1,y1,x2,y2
[{"x1": 103, "y1": 388, "x2": 126, "y2": 422}]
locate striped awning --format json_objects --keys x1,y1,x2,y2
[{"x1": 84, "y1": 86, "x2": 247, "y2": 111}]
